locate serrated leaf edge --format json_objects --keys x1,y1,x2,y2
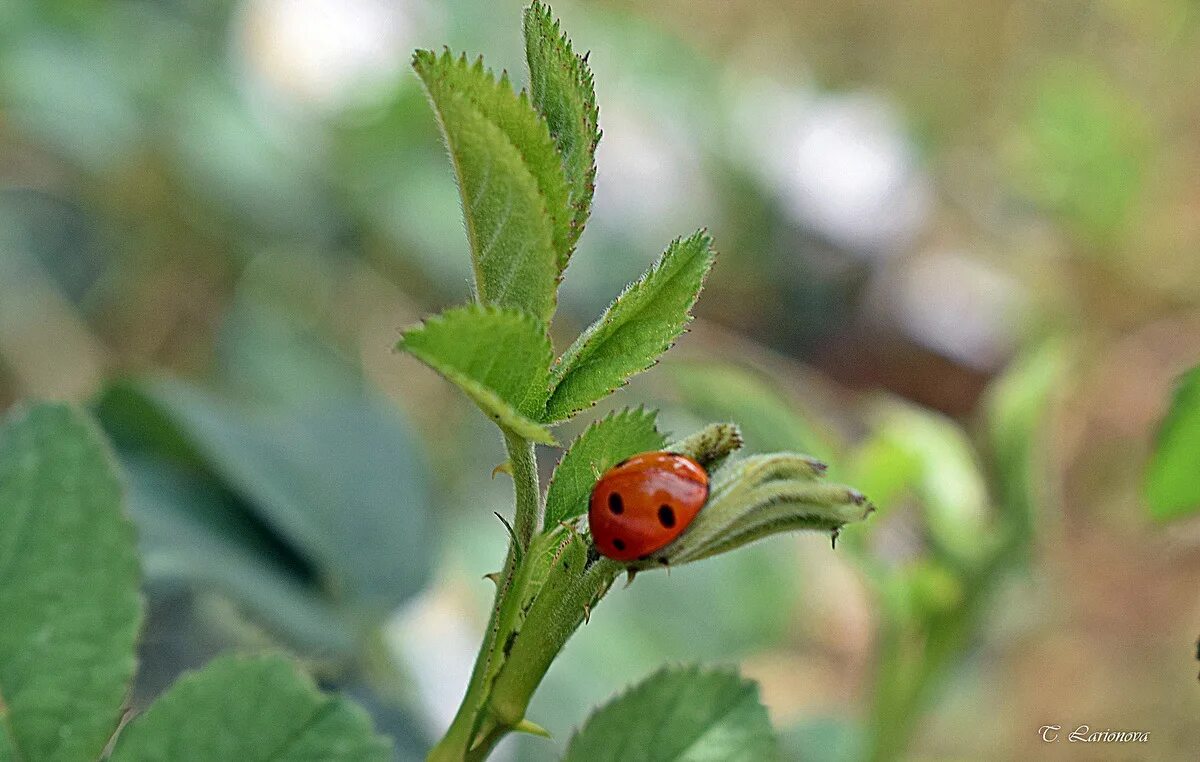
[
  {"x1": 524, "y1": 1, "x2": 601, "y2": 266},
  {"x1": 412, "y1": 48, "x2": 574, "y2": 294},
  {"x1": 396, "y1": 305, "x2": 557, "y2": 445},
  {"x1": 543, "y1": 230, "x2": 715, "y2": 422}
]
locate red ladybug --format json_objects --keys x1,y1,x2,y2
[{"x1": 588, "y1": 452, "x2": 709, "y2": 561}]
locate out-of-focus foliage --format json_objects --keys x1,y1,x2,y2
[
  {"x1": 0, "y1": 404, "x2": 392, "y2": 761},
  {"x1": 2, "y1": 0, "x2": 1198, "y2": 758},
  {"x1": 1145, "y1": 364, "x2": 1200, "y2": 520},
  {"x1": 97, "y1": 377, "x2": 433, "y2": 654}
]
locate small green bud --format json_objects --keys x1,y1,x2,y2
[{"x1": 667, "y1": 422, "x2": 744, "y2": 470}]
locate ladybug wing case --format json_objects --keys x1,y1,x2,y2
[{"x1": 588, "y1": 453, "x2": 708, "y2": 561}]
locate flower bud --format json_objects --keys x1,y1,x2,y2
[
  {"x1": 666, "y1": 422, "x2": 744, "y2": 470},
  {"x1": 627, "y1": 447, "x2": 873, "y2": 570}
]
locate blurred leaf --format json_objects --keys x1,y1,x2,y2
[
  {"x1": 669, "y1": 362, "x2": 835, "y2": 460},
  {"x1": 858, "y1": 401, "x2": 991, "y2": 564},
  {"x1": 544, "y1": 407, "x2": 664, "y2": 526},
  {"x1": 339, "y1": 680, "x2": 431, "y2": 762},
  {"x1": 1145, "y1": 364, "x2": 1200, "y2": 520},
  {"x1": 524, "y1": 0, "x2": 599, "y2": 262},
  {"x1": 983, "y1": 339, "x2": 1068, "y2": 539},
  {"x1": 397, "y1": 304, "x2": 555, "y2": 443},
  {"x1": 563, "y1": 666, "x2": 778, "y2": 762},
  {"x1": 0, "y1": 190, "x2": 107, "y2": 306},
  {"x1": 111, "y1": 654, "x2": 391, "y2": 761},
  {"x1": 1009, "y1": 61, "x2": 1149, "y2": 243},
  {"x1": 215, "y1": 254, "x2": 364, "y2": 407},
  {"x1": 97, "y1": 380, "x2": 433, "y2": 616},
  {"x1": 123, "y1": 455, "x2": 353, "y2": 654},
  {"x1": 412, "y1": 49, "x2": 570, "y2": 322},
  {"x1": 546, "y1": 231, "x2": 715, "y2": 422},
  {"x1": 847, "y1": 434, "x2": 923, "y2": 514},
  {"x1": 0, "y1": 33, "x2": 141, "y2": 170},
  {"x1": 781, "y1": 717, "x2": 862, "y2": 762},
  {"x1": 167, "y1": 77, "x2": 335, "y2": 240},
  {"x1": 0, "y1": 404, "x2": 141, "y2": 762}
]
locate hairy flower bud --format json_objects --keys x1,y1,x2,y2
[{"x1": 627, "y1": 427, "x2": 873, "y2": 570}]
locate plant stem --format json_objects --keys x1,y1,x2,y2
[
  {"x1": 486, "y1": 557, "x2": 620, "y2": 729},
  {"x1": 504, "y1": 431, "x2": 542, "y2": 545},
  {"x1": 427, "y1": 432, "x2": 543, "y2": 762}
]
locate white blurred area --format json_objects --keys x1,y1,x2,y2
[
  {"x1": 387, "y1": 590, "x2": 479, "y2": 737},
  {"x1": 387, "y1": 587, "x2": 517, "y2": 761},
  {"x1": 590, "y1": 100, "x2": 716, "y2": 238},
  {"x1": 733, "y1": 81, "x2": 932, "y2": 258},
  {"x1": 884, "y1": 250, "x2": 1029, "y2": 371},
  {"x1": 234, "y1": 0, "x2": 435, "y2": 114},
  {"x1": 732, "y1": 76, "x2": 1030, "y2": 368}
]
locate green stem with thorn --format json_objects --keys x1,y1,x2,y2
[{"x1": 427, "y1": 432, "x2": 543, "y2": 761}]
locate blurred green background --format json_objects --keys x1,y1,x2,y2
[{"x1": 2, "y1": 0, "x2": 1198, "y2": 759}]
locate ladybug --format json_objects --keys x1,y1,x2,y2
[{"x1": 588, "y1": 452, "x2": 709, "y2": 561}]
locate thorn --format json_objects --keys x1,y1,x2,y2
[
  {"x1": 513, "y1": 719, "x2": 551, "y2": 738},
  {"x1": 830, "y1": 527, "x2": 841, "y2": 550},
  {"x1": 623, "y1": 569, "x2": 638, "y2": 588},
  {"x1": 492, "y1": 461, "x2": 513, "y2": 479},
  {"x1": 494, "y1": 512, "x2": 519, "y2": 545},
  {"x1": 582, "y1": 603, "x2": 591, "y2": 624},
  {"x1": 483, "y1": 572, "x2": 501, "y2": 586}
]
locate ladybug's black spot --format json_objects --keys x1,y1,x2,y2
[
  {"x1": 611, "y1": 538, "x2": 626, "y2": 552},
  {"x1": 608, "y1": 492, "x2": 624, "y2": 515},
  {"x1": 657, "y1": 504, "x2": 676, "y2": 528}
]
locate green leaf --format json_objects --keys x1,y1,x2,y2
[
  {"x1": 110, "y1": 654, "x2": 390, "y2": 761},
  {"x1": 97, "y1": 381, "x2": 435, "y2": 616},
  {"x1": 524, "y1": 0, "x2": 599, "y2": 263},
  {"x1": 0, "y1": 404, "x2": 141, "y2": 762},
  {"x1": 544, "y1": 408, "x2": 664, "y2": 525},
  {"x1": 563, "y1": 666, "x2": 779, "y2": 762},
  {"x1": 983, "y1": 338, "x2": 1068, "y2": 542},
  {"x1": 398, "y1": 304, "x2": 556, "y2": 443},
  {"x1": 1145, "y1": 364, "x2": 1200, "y2": 520},
  {"x1": 412, "y1": 49, "x2": 571, "y2": 322},
  {"x1": 856, "y1": 402, "x2": 991, "y2": 565},
  {"x1": 123, "y1": 455, "x2": 353, "y2": 654},
  {"x1": 545, "y1": 231, "x2": 715, "y2": 422}
]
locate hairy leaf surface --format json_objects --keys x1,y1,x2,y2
[
  {"x1": 398, "y1": 304, "x2": 555, "y2": 443},
  {"x1": 545, "y1": 231, "x2": 714, "y2": 422},
  {"x1": 413, "y1": 49, "x2": 571, "y2": 321},
  {"x1": 564, "y1": 666, "x2": 778, "y2": 762},
  {"x1": 0, "y1": 404, "x2": 141, "y2": 762},
  {"x1": 524, "y1": 1, "x2": 599, "y2": 263}
]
